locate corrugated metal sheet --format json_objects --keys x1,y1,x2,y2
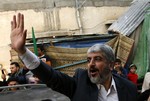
[{"x1": 108, "y1": 0, "x2": 150, "y2": 36}]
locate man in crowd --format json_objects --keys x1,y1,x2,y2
[
  {"x1": 0, "y1": 73, "x2": 7, "y2": 92},
  {"x1": 8, "y1": 62, "x2": 28, "y2": 84},
  {"x1": 37, "y1": 45, "x2": 52, "y2": 66},
  {"x1": 138, "y1": 72, "x2": 150, "y2": 101},
  {"x1": 112, "y1": 58, "x2": 127, "y2": 78},
  {"x1": 10, "y1": 13, "x2": 138, "y2": 101},
  {"x1": 7, "y1": 77, "x2": 20, "y2": 91}
]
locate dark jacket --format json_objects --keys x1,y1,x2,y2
[
  {"x1": 31, "y1": 61, "x2": 138, "y2": 101},
  {"x1": 8, "y1": 68, "x2": 29, "y2": 84}
]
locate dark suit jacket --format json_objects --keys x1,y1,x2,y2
[{"x1": 31, "y1": 61, "x2": 138, "y2": 101}]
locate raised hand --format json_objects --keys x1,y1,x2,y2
[
  {"x1": 10, "y1": 13, "x2": 27, "y2": 55},
  {"x1": 1, "y1": 73, "x2": 6, "y2": 80}
]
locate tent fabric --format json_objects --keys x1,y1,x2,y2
[
  {"x1": 43, "y1": 35, "x2": 134, "y2": 76},
  {"x1": 106, "y1": 34, "x2": 134, "y2": 66},
  {"x1": 10, "y1": 33, "x2": 134, "y2": 77}
]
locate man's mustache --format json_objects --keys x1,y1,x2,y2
[{"x1": 89, "y1": 66, "x2": 99, "y2": 72}]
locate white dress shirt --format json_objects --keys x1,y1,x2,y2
[
  {"x1": 19, "y1": 48, "x2": 40, "y2": 70},
  {"x1": 97, "y1": 77, "x2": 119, "y2": 101}
]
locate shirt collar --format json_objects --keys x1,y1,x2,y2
[
  {"x1": 111, "y1": 77, "x2": 117, "y2": 91},
  {"x1": 97, "y1": 76, "x2": 117, "y2": 92},
  {"x1": 39, "y1": 54, "x2": 45, "y2": 58}
]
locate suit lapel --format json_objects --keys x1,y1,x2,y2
[
  {"x1": 86, "y1": 76, "x2": 99, "y2": 101},
  {"x1": 113, "y1": 75, "x2": 127, "y2": 101},
  {"x1": 89, "y1": 84, "x2": 98, "y2": 101}
]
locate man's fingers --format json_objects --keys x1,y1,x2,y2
[
  {"x1": 23, "y1": 29, "x2": 27, "y2": 41},
  {"x1": 11, "y1": 15, "x2": 17, "y2": 31},
  {"x1": 17, "y1": 13, "x2": 21, "y2": 28},
  {"x1": 20, "y1": 14, "x2": 24, "y2": 31}
]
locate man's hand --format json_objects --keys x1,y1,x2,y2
[
  {"x1": 1, "y1": 73, "x2": 6, "y2": 80},
  {"x1": 10, "y1": 13, "x2": 27, "y2": 55}
]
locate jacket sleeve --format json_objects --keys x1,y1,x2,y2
[{"x1": 31, "y1": 61, "x2": 76, "y2": 98}]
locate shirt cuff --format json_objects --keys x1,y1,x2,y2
[{"x1": 19, "y1": 48, "x2": 40, "y2": 70}]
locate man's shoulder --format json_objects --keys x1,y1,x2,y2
[
  {"x1": 74, "y1": 68, "x2": 88, "y2": 77},
  {"x1": 113, "y1": 74, "x2": 138, "y2": 101},
  {"x1": 113, "y1": 73, "x2": 138, "y2": 95},
  {"x1": 75, "y1": 68, "x2": 87, "y2": 73},
  {"x1": 43, "y1": 55, "x2": 51, "y2": 60},
  {"x1": 113, "y1": 73, "x2": 135, "y2": 87}
]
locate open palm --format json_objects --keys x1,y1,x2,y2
[{"x1": 10, "y1": 13, "x2": 27, "y2": 54}]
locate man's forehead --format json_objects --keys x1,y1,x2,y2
[
  {"x1": 87, "y1": 52, "x2": 103, "y2": 57},
  {"x1": 115, "y1": 62, "x2": 121, "y2": 64},
  {"x1": 10, "y1": 64, "x2": 16, "y2": 68},
  {"x1": 9, "y1": 81, "x2": 18, "y2": 84},
  {"x1": 87, "y1": 52, "x2": 103, "y2": 56}
]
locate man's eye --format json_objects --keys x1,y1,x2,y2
[
  {"x1": 95, "y1": 57, "x2": 102, "y2": 61},
  {"x1": 87, "y1": 58, "x2": 91, "y2": 63}
]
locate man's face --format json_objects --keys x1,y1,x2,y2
[
  {"x1": 114, "y1": 62, "x2": 121, "y2": 70},
  {"x1": 87, "y1": 52, "x2": 112, "y2": 84},
  {"x1": 8, "y1": 81, "x2": 18, "y2": 86},
  {"x1": 37, "y1": 48, "x2": 43, "y2": 56},
  {"x1": 8, "y1": 81, "x2": 18, "y2": 91},
  {"x1": 10, "y1": 64, "x2": 18, "y2": 74}
]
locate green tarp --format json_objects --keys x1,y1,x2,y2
[{"x1": 133, "y1": 10, "x2": 150, "y2": 79}]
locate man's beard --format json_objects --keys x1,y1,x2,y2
[
  {"x1": 90, "y1": 76, "x2": 100, "y2": 84},
  {"x1": 88, "y1": 66, "x2": 111, "y2": 84}
]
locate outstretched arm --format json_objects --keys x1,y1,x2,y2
[
  {"x1": 10, "y1": 13, "x2": 76, "y2": 98},
  {"x1": 10, "y1": 13, "x2": 27, "y2": 55}
]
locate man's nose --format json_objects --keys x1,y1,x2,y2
[{"x1": 89, "y1": 58, "x2": 95, "y2": 65}]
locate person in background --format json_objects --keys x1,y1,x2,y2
[
  {"x1": 7, "y1": 77, "x2": 20, "y2": 91},
  {"x1": 112, "y1": 58, "x2": 127, "y2": 78},
  {"x1": 138, "y1": 72, "x2": 150, "y2": 101},
  {"x1": 0, "y1": 74, "x2": 7, "y2": 93},
  {"x1": 10, "y1": 13, "x2": 138, "y2": 101},
  {"x1": 37, "y1": 45, "x2": 52, "y2": 66},
  {"x1": 127, "y1": 64, "x2": 138, "y2": 85},
  {"x1": 28, "y1": 74, "x2": 43, "y2": 84},
  {"x1": 0, "y1": 70, "x2": 7, "y2": 87},
  {"x1": 0, "y1": 67, "x2": 8, "y2": 86},
  {"x1": 0, "y1": 69, "x2": 8, "y2": 92},
  {"x1": 141, "y1": 72, "x2": 150, "y2": 92},
  {"x1": 8, "y1": 62, "x2": 28, "y2": 84}
]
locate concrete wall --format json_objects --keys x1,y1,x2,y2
[
  {"x1": 0, "y1": 0, "x2": 132, "y2": 11},
  {"x1": 0, "y1": 0, "x2": 131, "y2": 74}
]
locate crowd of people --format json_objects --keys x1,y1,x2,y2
[
  {"x1": 0, "y1": 62, "x2": 42, "y2": 91},
  {"x1": 0, "y1": 13, "x2": 149, "y2": 101},
  {"x1": 0, "y1": 45, "x2": 52, "y2": 91},
  {"x1": 112, "y1": 58, "x2": 138, "y2": 86}
]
